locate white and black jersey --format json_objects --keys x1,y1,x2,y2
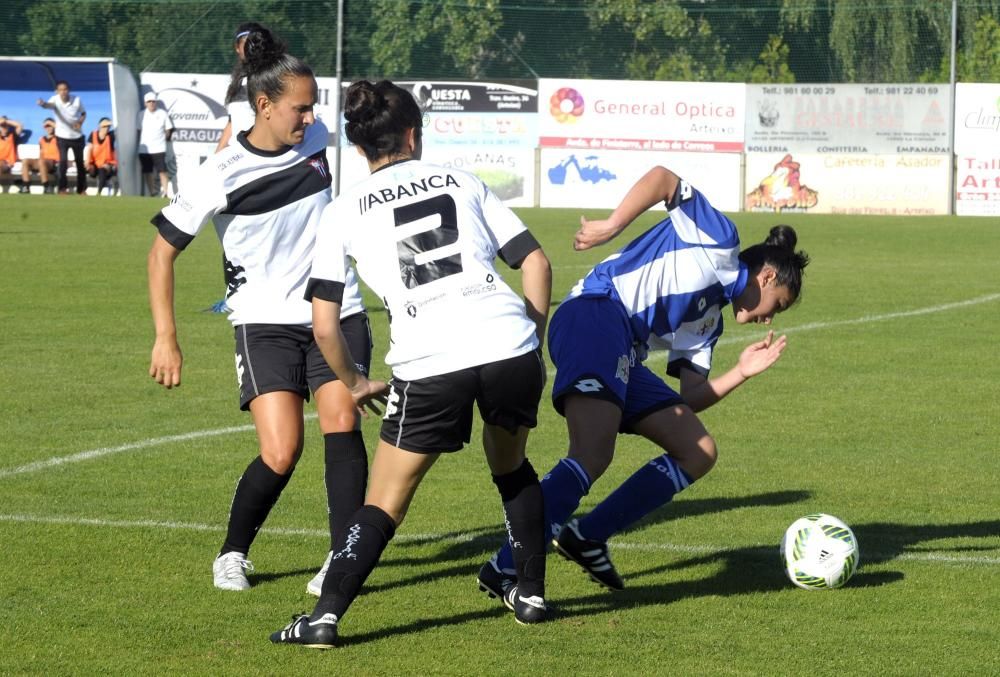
[
  {"x1": 226, "y1": 78, "x2": 255, "y2": 139},
  {"x1": 152, "y1": 119, "x2": 364, "y2": 326},
  {"x1": 307, "y1": 159, "x2": 541, "y2": 381}
]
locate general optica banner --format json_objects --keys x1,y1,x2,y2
[
  {"x1": 538, "y1": 79, "x2": 745, "y2": 153},
  {"x1": 539, "y1": 149, "x2": 742, "y2": 212},
  {"x1": 745, "y1": 83, "x2": 951, "y2": 155},
  {"x1": 954, "y1": 83, "x2": 1000, "y2": 217},
  {"x1": 744, "y1": 153, "x2": 950, "y2": 215}
]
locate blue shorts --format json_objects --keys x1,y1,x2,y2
[{"x1": 549, "y1": 296, "x2": 684, "y2": 433}]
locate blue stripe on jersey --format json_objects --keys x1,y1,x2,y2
[{"x1": 571, "y1": 183, "x2": 747, "y2": 350}]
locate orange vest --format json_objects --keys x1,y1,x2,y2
[
  {"x1": 88, "y1": 130, "x2": 117, "y2": 167},
  {"x1": 0, "y1": 130, "x2": 16, "y2": 165},
  {"x1": 39, "y1": 135, "x2": 59, "y2": 161}
]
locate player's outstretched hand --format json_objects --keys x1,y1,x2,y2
[
  {"x1": 150, "y1": 338, "x2": 183, "y2": 389},
  {"x1": 574, "y1": 215, "x2": 621, "y2": 251},
  {"x1": 737, "y1": 330, "x2": 787, "y2": 380},
  {"x1": 348, "y1": 377, "x2": 390, "y2": 417}
]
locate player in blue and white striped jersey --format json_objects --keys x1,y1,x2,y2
[{"x1": 479, "y1": 165, "x2": 809, "y2": 594}]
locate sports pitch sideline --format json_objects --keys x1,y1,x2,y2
[{"x1": 1, "y1": 196, "x2": 998, "y2": 675}]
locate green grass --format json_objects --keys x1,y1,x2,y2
[{"x1": 1, "y1": 194, "x2": 999, "y2": 675}]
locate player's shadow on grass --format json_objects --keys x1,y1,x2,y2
[{"x1": 362, "y1": 490, "x2": 811, "y2": 596}]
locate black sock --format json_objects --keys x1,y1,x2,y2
[
  {"x1": 219, "y1": 456, "x2": 293, "y2": 556},
  {"x1": 311, "y1": 505, "x2": 396, "y2": 621},
  {"x1": 323, "y1": 431, "x2": 369, "y2": 552},
  {"x1": 493, "y1": 459, "x2": 546, "y2": 599}
]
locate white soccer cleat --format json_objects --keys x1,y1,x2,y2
[
  {"x1": 213, "y1": 551, "x2": 254, "y2": 591},
  {"x1": 306, "y1": 550, "x2": 334, "y2": 597}
]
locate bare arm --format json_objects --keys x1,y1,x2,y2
[
  {"x1": 147, "y1": 234, "x2": 184, "y2": 388},
  {"x1": 519, "y1": 248, "x2": 552, "y2": 350},
  {"x1": 312, "y1": 299, "x2": 388, "y2": 416},
  {"x1": 678, "y1": 331, "x2": 788, "y2": 412},
  {"x1": 215, "y1": 121, "x2": 233, "y2": 153},
  {"x1": 575, "y1": 165, "x2": 681, "y2": 251}
]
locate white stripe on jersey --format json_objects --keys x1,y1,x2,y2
[{"x1": 156, "y1": 119, "x2": 364, "y2": 326}]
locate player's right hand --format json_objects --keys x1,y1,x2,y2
[
  {"x1": 574, "y1": 215, "x2": 621, "y2": 251},
  {"x1": 150, "y1": 339, "x2": 183, "y2": 388}
]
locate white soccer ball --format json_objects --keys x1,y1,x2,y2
[{"x1": 781, "y1": 513, "x2": 859, "y2": 590}]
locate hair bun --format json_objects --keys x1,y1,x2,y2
[
  {"x1": 242, "y1": 30, "x2": 287, "y2": 74},
  {"x1": 765, "y1": 224, "x2": 797, "y2": 251},
  {"x1": 343, "y1": 81, "x2": 383, "y2": 124}
]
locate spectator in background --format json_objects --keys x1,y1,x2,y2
[
  {"x1": 215, "y1": 21, "x2": 266, "y2": 151},
  {"x1": 0, "y1": 115, "x2": 23, "y2": 193},
  {"x1": 137, "y1": 91, "x2": 174, "y2": 197},
  {"x1": 37, "y1": 80, "x2": 87, "y2": 195},
  {"x1": 85, "y1": 117, "x2": 117, "y2": 196},
  {"x1": 20, "y1": 118, "x2": 60, "y2": 194}
]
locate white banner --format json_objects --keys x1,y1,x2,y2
[
  {"x1": 746, "y1": 84, "x2": 951, "y2": 155},
  {"x1": 340, "y1": 146, "x2": 536, "y2": 208},
  {"x1": 954, "y1": 83, "x2": 1000, "y2": 216},
  {"x1": 539, "y1": 149, "x2": 741, "y2": 211},
  {"x1": 538, "y1": 79, "x2": 745, "y2": 153},
  {"x1": 745, "y1": 153, "x2": 950, "y2": 215}
]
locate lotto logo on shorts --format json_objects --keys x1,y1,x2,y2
[
  {"x1": 615, "y1": 354, "x2": 630, "y2": 384},
  {"x1": 573, "y1": 378, "x2": 603, "y2": 393}
]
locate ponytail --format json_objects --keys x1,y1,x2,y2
[{"x1": 738, "y1": 225, "x2": 810, "y2": 299}]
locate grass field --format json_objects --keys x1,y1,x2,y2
[{"x1": 1, "y1": 194, "x2": 998, "y2": 675}]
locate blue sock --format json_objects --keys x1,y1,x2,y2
[
  {"x1": 495, "y1": 457, "x2": 591, "y2": 572},
  {"x1": 578, "y1": 454, "x2": 693, "y2": 543}
]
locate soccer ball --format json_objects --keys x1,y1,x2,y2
[{"x1": 780, "y1": 513, "x2": 859, "y2": 590}]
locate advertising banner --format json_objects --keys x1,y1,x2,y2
[
  {"x1": 141, "y1": 74, "x2": 536, "y2": 204},
  {"x1": 341, "y1": 145, "x2": 536, "y2": 208},
  {"x1": 954, "y1": 83, "x2": 1000, "y2": 216},
  {"x1": 539, "y1": 149, "x2": 742, "y2": 211},
  {"x1": 538, "y1": 78, "x2": 745, "y2": 153},
  {"x1": 744, "y1": 153, "x2": 950, "y2": 215},
  {"x1": 746, "y1": 84, "x2": 951, "y2": 154}
]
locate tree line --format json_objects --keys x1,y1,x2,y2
[{"x1": 5, "y1": 0, "x2": 999, "y2": 83}]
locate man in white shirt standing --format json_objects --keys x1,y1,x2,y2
[
  {"x1": 37, "y1": 80, "x2": 87, "y2": 195},
  {"x1": 137, "y1": 91, "x2": 175, "y2": 197}
]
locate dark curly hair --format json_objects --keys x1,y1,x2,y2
[
  {"x1": 343, "y1": 80, "x2": 423, "y2": 162},
  {"x1": 738, "y1": 225, "x2": 810, "y2": 300}
]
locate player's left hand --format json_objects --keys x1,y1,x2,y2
[
  {"x1": 348, "y1": 376, "x2": 390, "y2": 417},
  {"x1": 737, "y1": 330, "x2": 787, "y2": 379}
]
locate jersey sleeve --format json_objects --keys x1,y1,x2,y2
[
  {"x1": 304, "y1": 201, "x2": 349, "y2": 304},
  {"x1": 666, "y1": 179, "x2": 740, "y2": 250},
  {"x1": 150, "y1": 164, "x2": 226, "y2": 250},
  {"x1": 479, "y1": 179, "x2": 540, "y2": 269}
]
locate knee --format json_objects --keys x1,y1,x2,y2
[
  {"x1": 320, "y1": 409, "x2": 359, "y2": 434},
  {"x1": 674, "y1": 435, "x2": 717, "y2": 480},
  {"x1": 260, "y1": 445, "x2": 302, "y2": 475}
]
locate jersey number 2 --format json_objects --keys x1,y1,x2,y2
[{"x1": 394, "y1": 194, "x2": 463, "y2": 289}]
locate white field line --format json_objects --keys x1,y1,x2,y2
[
  {"x1": 0, "y1": 413, "x2": 317, "y2": 481},
  {"x1": 2, "y1": 293, "x2": 998, "y2": 482},
  {"x1": 1, "y1": 512, "x2": 997, "y2": 567},
  {"x1": 715, "y1": 292, "x2": 1000, "y2": 347}
]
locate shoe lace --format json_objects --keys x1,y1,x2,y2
[{"x1": 223, "y1": 554, "x2": 254, "y2": 577}]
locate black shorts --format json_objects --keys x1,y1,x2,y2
[
  {"x1": 234, "y1": 313, "x2": 372, "y2": 411},
  {"x1": 139, "y1": 152, "x2": 167, "y2": 173},
  {"x1": 380, "y1": 349, "x2": 545, "y2": 453}
]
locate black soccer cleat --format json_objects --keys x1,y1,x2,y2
[
  {"x1": 553, "y1": 519, "x2": 624, "y2": 591},
  {"x1": 502, "y1": 584, "x2": 548, "y2": 625},
  {"x1": 269, "y1": 613, "x2": 338, "y2": 649},
  {"x1": 477, "y1": 554, "x2": 515, "y2": 601}
]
